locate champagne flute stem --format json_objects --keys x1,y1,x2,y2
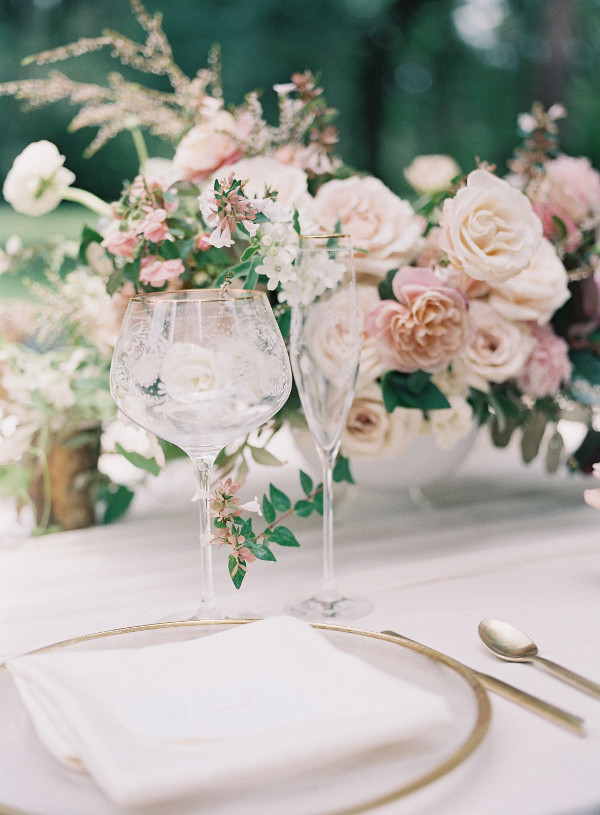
[
  {"x1": 190, "y1": 454, "x2": 218, "y2": 617},
  {"x1": 318, "y1": 447, "x2": 340, "y2": 603}
]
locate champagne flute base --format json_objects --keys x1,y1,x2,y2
[{"x1": 285, "y1": 594, "x2": 373, "y2": 622}]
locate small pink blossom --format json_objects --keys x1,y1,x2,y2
[
  {"x1": 136, "y1": 208, "x2": 170, "y2": 243},
  {"x1": 364, "y1": 266, "x2": 470, "y2": 373},
  {"x1": 516, "y1": 323, "x2": 572, "y2": 398},
  {"x1": 195, "y1": 233, "x2": 212, "y2": 250},
  {"x1": 139, "y1": 256, "x2": 185, "y2": 286},
  {"x1": 101, "y1": 224, "x2": 139, "y2": 260}
]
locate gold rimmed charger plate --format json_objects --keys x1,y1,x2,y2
[{"x1": 0, "y1": 620, "x2": 490, "y2": 815}]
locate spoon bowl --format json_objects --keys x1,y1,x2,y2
[
  {"x1": 478, "y1": 618, "x2": 600, "y2": 700},
  {"x1": 478, "y1": 619, "x2": 539, "y2": 662}
]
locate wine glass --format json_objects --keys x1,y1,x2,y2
[
  {"x1": 285, "y1": 235, "x2": 373, "y2": 621},
  {"x1": 110, "y1": 289, "x2": 292, "y2": 619}
]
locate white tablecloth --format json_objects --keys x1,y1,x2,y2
[{"x1": 2, "y1": 433, "x2": 600, "y2": 815}]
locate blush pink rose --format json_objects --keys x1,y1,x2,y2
[
  {"x1": 139, "y1": 256, "x2": 185, "y2": 286},
  {"x1": 546, "y1": 155, "x2": 600, "y2": 221},
  {"x1": 136, "y1": 208, "x2": 170, "y2": 243},
  {"x1": 461, "y1": 300, "x2": 535, "y2": 383},
  {"x1": 516, "y1": 324, "x2": 572, "y2": 398},
  {"x1": 364, "y1": 266, "x2": 470, "y2": 373},
  {"x1": 101, "y1": 224, "x2": 139, "y2": 260},
  {"x1": 172, "y1": 111, "x2": 242, "y2": 184}
]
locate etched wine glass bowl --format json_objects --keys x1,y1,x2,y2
[
  {"x1": 110, "y1": 289, "x2": 292, "y2": 619},
  {"x1": 285, "y1": 235, "x2": 373, "y2": 621}
]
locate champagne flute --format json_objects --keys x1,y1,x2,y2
[
  {"x1": 286, "y1": 235, "x2": 373, "y2": 620},
  {"x1": 110, "y1": 289, "x2": 292, "y2": 619}
]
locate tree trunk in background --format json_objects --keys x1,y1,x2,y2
[{"x1": 535, "y1": 0, "x2": 578, "y2": 107}]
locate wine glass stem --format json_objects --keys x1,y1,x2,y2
[
  {"x1": 319, "y1": 447, "x2": 340, "y2": 603},
  {"x1": 191, "y1": 454, "x2": 217, "y2": 617}
]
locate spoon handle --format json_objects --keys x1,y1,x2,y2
[
  {"x1": 475, "y1": 671, "x2": 584, "y2": 736},
  {"x1": 381, "y1": 631, "x2": 585, "y2": 736},
  {"x1": 533, "y1": 656, "x2": 600, "y2": 699}
]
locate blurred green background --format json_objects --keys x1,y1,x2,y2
[{"x1": 1, "y1": 0, "x2": 600, "y2": 244}]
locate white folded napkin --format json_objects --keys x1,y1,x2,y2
[{"x1": 6, "y1": 616, "x2": 452, "y2": 808}]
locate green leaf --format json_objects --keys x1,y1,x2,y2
[
  {"x1": 77, "y1": 226, "x2": 104, "y2": 264},
  {"x1": 294, "y1": 498, "x2": 314, "y2": 517},
  {"x1": 333, "y1": 454, "x2": 354, "y2": 484},
  {"x1": 277, "y1": 306, "x2": 291, "y2": 340},
  {"x1": 545, "y1": 429, "x2": 564, "y2": 474},
  {"x1": 520, "y1": 410, "x2": 547, "y2": 464},
  {"x1": 269, "y1": 483, "x2": 291, "y2": 512},
  {"x1": 114, "y1": 443, "x2": 161, "y2": 476},
  {"x1": 381, "y1": 371, "x2": 450, "y2": 412},
  {"x1": 106, "y1": 267, "x2": 125, "y2": 296},
  {"x1": 262, "y1": 495, "x2": 276, "y2": 524},
  {"x1": 299, "y1": 469, "x2": 313, "y2": 495},
  {"x1": 244, "y1": 265, "x2": 259, "y2": 291},
  {"x1": 228, "y1": 555, "x2": 246, "y2": 589},
  {"x1": 246, "y1": 541, "x2": 277, "y2": 561},
  {"x1": 312, "y1": 488, "x2": 324, "y2": 516},
  {"x1": 248, "y1": 445, "x2": 284, "y2": 467},
  {"x1": 268, "y1": 526, "x2": 300, "y2": 547},
  {"x1": 240, "y1": 245, "x2": 259, "y2": 263},
  {"x1": 101, "y1": 484, "x2": 134, "y2": 524},
  {"x1": 377, "y1": 268, "x2": 397, "y2": 302}
]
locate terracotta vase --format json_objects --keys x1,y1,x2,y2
[{"x1": 28, "y1": 428, "x2": 102, "y2": 532}]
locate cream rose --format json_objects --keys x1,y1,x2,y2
[
  {"x1": 341, "y1": 384, "x2": 423, "y2": 459},
  {"x1": 3, "y1": 140, "x2": 75, "y2": 216},
  {"x1": 172, "y1": 111, "x2": 241, "y2": 184},
  {"x1": 364, "y1": 267, "x2": 470, "y2": 373},
  {"x1": 159, "y1": 343, "x2": 222, "y2": 399},
  {"x1": 404, "y1": 154, "x2": 461, "y2": 195},
  {"x1": 439, "y1": 169, "x2": 542, "y2": 284},
  {"x1": 310, "y1": 176, "x2": 425, "y2": 278},
  {"x1": 487, "y1": 237, "x2": 570, "y2": 325},
  {"x1": 301, "y1": 291, "x2": 361, "y2": 383},
  {"x1": 461, "y1": 300, "x2": 535, "y2": 383},
  {"x1": 426, "y1": 395, "x2": 474, "y2": 450}
]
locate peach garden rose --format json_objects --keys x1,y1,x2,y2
[{"x1": 364, "y1": 266, "x2": 470, "y2": 373}]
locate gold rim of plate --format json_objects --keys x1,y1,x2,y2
[{"x1": 0, "y1": 620, "x2": 491, "y2": 815}]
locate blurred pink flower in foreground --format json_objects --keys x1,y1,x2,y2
[{"x1": 583, "y1": 464, "x2": 600, "y2": 509}]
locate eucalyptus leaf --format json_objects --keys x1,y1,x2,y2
[
  {"x1": 248, "y1": 445, "x2": 284, "y2": 467},
  {"x1": 545, "y1": 429, "x2": 564, "y2": 474},
  {"x1": 520, "y1": 411, "x2": 547, "y2": 464}
]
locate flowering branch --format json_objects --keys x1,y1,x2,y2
[{"x1": 204, "y1": 462, "x2": 352, "y2": 589}]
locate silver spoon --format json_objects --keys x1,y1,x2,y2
[{"x1": 478, "y1": 619, "x2": 600, "y2": 700}]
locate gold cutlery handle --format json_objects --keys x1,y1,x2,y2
[
  {"x1": 381, "y1": 630, "x2": 585, "y2": 737},
  {"x1": 533, "y1": 656, "x2": 600, "y2": 700},
  {"x1": 474, "y1": 671, "x2": 585, "y2": 736}
]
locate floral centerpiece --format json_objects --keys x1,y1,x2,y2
[{"x1": 3, "y1": 0, "x2": 600, "y2": 571}]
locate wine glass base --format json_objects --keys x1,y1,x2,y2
[
  {"x1": 285, "y1": 595, "x2": 373, "y2": 622},
  {"x1": 157, "y1": 607, "x2": 260, "y2": 623}
]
